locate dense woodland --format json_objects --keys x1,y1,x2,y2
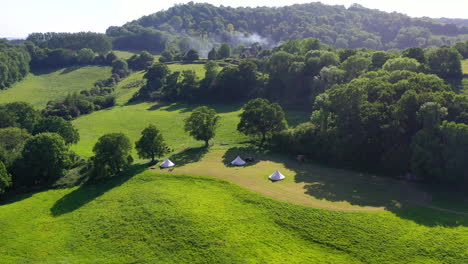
[
  {"x1": 107, "y1": 2, "x2": 468, "y2": 53},
  {"x1": 0, "y1": 41, "x2": 30, "y2": 89}
]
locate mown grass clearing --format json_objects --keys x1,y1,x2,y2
[
  {"x1": 158, "y1": 148, "x2": 434, "y2": 212},
  {"x1": 462, "y1": 59, "x2": 468, "y2": 74},
  {"x1": 0, "y1": 170, "x2": 466, "y2": 264},
  {"x1": 71, "y1": 101, "x2": 251, "y2": 158},
  {"x1": 113, "y1": 50, "x2": 137, "y2": 60},
  {"x1": 462, "y1": 59, "x2": 468, "y2": 93},
  {"x1": 0, "y1": 66, "x2": 111, "y2": 108},
  {"x1": 167, "y1": 63, "x2": 206, "y2": 78}
]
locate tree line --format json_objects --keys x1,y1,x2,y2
[
  {"x1": 0, "y1": 98, "x2": 285, "y2": 198},
  {"x1": 26, "y1": 32, "x2": 112, "y2": 54},
  {"x1": 106, "y1": 2, "x2": 468, "y2": 52},
  {"x1": 0, "y1": 33, "x2": 114, "y2": 89},
  {"x1": 0, "y1": 41, "x2": 31, "y2": 89},
  {"x1": 130, "y1": 37, "x2": 467, "y2": 188}
]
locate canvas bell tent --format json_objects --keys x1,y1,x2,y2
[
  {"x1": 160, "y1": 159, "x2": 175, "y2": 168},
  {"x1": 231, "y1": 156, "x2": 246, "y2": 166},
  {"x1": 269, "y1": 170, "x2": 285, "y2": 181}
]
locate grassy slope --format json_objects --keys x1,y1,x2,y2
[
  {"x1": 0, "y1": 170, "x2": 466, "y2": 264},
  {"x1": 0, "y1": 66, "x2": 111, "y2": 108},
  {"x1": 113, "y1": 50, "x2": 136, "y2": 60},
  {"x1": 70, "y1": 70, "x2": 467, "y2": 213},
  {"x1": 1, "y1": 62, "x2": 467, "y2": 263}
]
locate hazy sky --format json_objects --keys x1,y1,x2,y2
[{"x1": 2, "y1": 0, "x2": 468, "y2": 38}]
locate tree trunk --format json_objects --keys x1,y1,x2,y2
[
  {"x1": 205, "y1": 140, "x2": 209, "y2": 148},
  {"x1": 260, "y1": 133, "x2": 266, "y2": 148}
]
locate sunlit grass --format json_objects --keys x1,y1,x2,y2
[
  {"x1": 0, "y1": 170, "x2": 466, "y2": 264},
  {"x1": 0, "y1": 66, "x2": 111, "y2": 108}
]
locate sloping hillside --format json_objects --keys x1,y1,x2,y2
[
  {"x1": 107, "y1": 2, "x2": 468, "y2": 52},
  {"x1": 0, "y1": 171, "x2": 466, "y2": 264},
  {"x1": 0, "y1": 66, "x2": 111, "y2": 108}
]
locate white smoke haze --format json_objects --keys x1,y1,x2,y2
[
  {"x1": 228, "y1": 31, "x2": 278, "y2": 48},
  {"x1": 182, "y1": 31, "x2": 279, "y2": 58}
]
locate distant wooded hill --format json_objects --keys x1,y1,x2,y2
[
  {"x1": 438, "y1": 18, "x2": 468, "y2": 27},
  {"x1": 106, "y1": 2, "x2": 468, "y2": 52}
]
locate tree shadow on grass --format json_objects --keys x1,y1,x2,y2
[
  {"x1": 60, "y1": 65, "x2": 83, "y2": 75},
  {"x1": 30, "y1": 67, "x2": 62, "y2": 75},
  {"x1": 166, "y1": 146, "x2": 209, "y2": 168},
  {"x1": 150, "y1": 102, "x2": 244, "y2": 114},
  {"x1": 222, "y1": 146, "x2": 468, "y2": 227},
  {"x1": 221, "y1": 146, "x2": 266, "y2": 167},
  {"x1": 50, "y1": 164, "x2": 147, "y2": 217},
  {"x1": 284, "y1": 111, "x2": 310, "y2": 127}
]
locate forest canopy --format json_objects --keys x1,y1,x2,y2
[{"x1": 107, "y1": 2, "x2": 468, "y2": 52}]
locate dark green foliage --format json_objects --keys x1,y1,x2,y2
[
  {"x1": 105, "y1": 52, "x2": 118, "y2": 65},
  {"x1": 426, "y1": 47, "x2": 463, "y2": 80},
  {"x1": 0, "y1": 42, "x2": 31, "y2": 89},
  {"x1": 184, "y1": 49, "x2": 199, "y2": 61},
  {"x1": 382, "y1": 57, "x2": 421, "y2": 72},
  {"x1": 111, "y1": 59, "x2": 130, "y2": 78},
  {"x1": 107, "y1": 2, "x2": 468, "y2": 51},
  {"x1": 159, "y1": 46, "x2": 183, "y2": 63},
  {"x1": 371, "y1": 51, "x2": 394, "y2": 70},
  {"x1": 76, "y1": 48, "x2": 95, "y2": 64},
  {"x1": 0, "y1": 161, "x2": 10, "y2": 195},
  {"x1": 136, "y1": 62, "x2": 171, "y2": 99},
  {"x1": 217, "y1": 44, "x2": 231, "y2": 59},
  {"x1": 43, "y1": 92, "x2": 115, "y2": 120},
  {"x1": 92, "y1": 133, "x2": 133, "y2": 178},
  {"x1": 273, "y1": 66, "x2": 468, "y2": 186},
  {"x1": 340, "y1": 54, "x2": 371, "y2": 80},
  {"x1": 0, "y1": 102, "x2": 40, "y2": 132},
  {"x1": 109, "y1": 29, "x2": 169, "y2": 53},
  {"x1": 127, "y1": 51, "x2": 154, "y2": 71},
  {"x1": 135, "y1": 124, "x2": 169, "y2": 162},
  {"x1": 177, "y1": 70, "x2": 198, "y2": 102},
  {"x1": 184, "y1": 106, "x2": 220, "y2": 147},
  {"x1": 238, "y1": 98, "x2": 288, "y2": 147},
  {"x1": 0, "y1": 127, "x2": 31, "y2": 167},
  {"x1": 402, "y1": 47, "x2": 426, "y2": 64},
  {"x1": 453, "y1": 40, "x2": 468, "y2": 58},
  {"x1": 207, "y1": 47, "x2": 217, "y2": 60},
  {"x1": 34, "y1": 116, "x2": 80, "y2": 144},
  {"x1": 211, "y1": 61, "x2": 260, "y2": 102},
  {"x1": 440, "y1": 121, "x2": 468, "y2": 186},
  {"x1": 27, "y1": 32, "x2": 112, "y2": 54},
  {"x1": 15, "y1": 133, "x2": 71, "y2": 186}
]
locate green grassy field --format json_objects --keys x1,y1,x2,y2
[
  {"x1": 167, "y1": 63, "x2": 207, "y2": 78},
  {"x1": 0, "y1": 170, "x2": 466, "y2": 264},
  {"x1": 1, "y1": 63, "x2": 467, "y2": 263},
  {"x1": 0, "y1": 66, "x2": 111, "y2": 108},
  {"x1": 114, "y1": 50, "x2": 137, "y2": 60}
]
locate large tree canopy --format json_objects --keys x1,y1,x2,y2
[
  {"x1": 184, "y1": 106, "x2": 220, "y2": 147},
  {"x1": 16, "y1": 133, "x2": 71, "y2": 186},
  {"x1": 238, "y1": 98, "x2": 288, "y2": 147},
  {"x1": 92, "y1": 133, "x2": 133, "y2": 178},
  {"x1": 135, "y1": 124, "x2": 169, "y2": 162}
]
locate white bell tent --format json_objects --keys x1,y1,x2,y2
[
  {"x1": 231, "y1": 156, "x2": 246, "y2": 166},
  {"x1": 160, "y1": 159, "x2": 175, "y2": 168},
  {"x1": 269, "y1": 170, "x2": 286, "y2": 181}
]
